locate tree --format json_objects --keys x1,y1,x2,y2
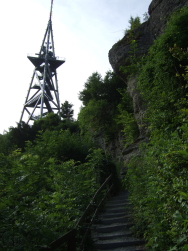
[
  {"x1": 60, "y1": 101, "x2": 74, "y2": 120},
  {"x1": 125, "y1": 16, "x2": 141, "y2": 35},
  {"x1": 143, "y1": 12, "x2": 149, "y2": 22},
  {"x1": 6, "y1": 121, "x2": 34, "y2": 151},
  {"x1": 79, "y1": 72, "x2": 103, "y2": 106},
  {"x1": 78, "y1": 71, "x2": 133, "y2": 140},
  {"x1": 32, "y1": 112, "x2": 61, "y2": 132},
  {"x1": 79, "y1": 71, "x2": 125, "y2": 107}
]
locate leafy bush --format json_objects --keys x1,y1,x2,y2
[
  {"x1": 124, "y1": 6, "x2": 188, "y2": 251},
  {"x1": 79, "y1": 71, "x2": 125, "y2": 107},
  {"x1": 125, "y1": 16, "x2": 141, "y2": 36},
  {"x1": 78, "y1": 70, "x2": 136, "y2": 143},
  {"x1": 116, "y1": 108, "x2": 139, "y2": 147},
  {"x1": 138, "y1": 6, "x2": 188, "y2": 132},
  {"x1": 27, "y1": 129, "x2": 94, "y2": 163},
  {"x1": 126, "y1": 128, "x2": 188, "y2": 251},
  {"x1": 0, "y1": 137, "x2": 112, "y2": 250}
]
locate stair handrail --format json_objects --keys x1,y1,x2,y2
[
  {"x1": 76, "y1": 173, "x2": 113, "y2": 227},
  {"x1": 39, "y1": 174, "x2": 114, "y2": 251}
]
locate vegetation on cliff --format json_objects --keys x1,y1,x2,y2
[
  {"x1": 125, "y1": 6, "x2": 188, "y2": 251},
  {"x1": 78, "y1": 70, "x2": 138, "y2": 145}
]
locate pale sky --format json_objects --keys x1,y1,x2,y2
[{"x1": 0, "y1": 0, "x2": 151, "y2": 134}]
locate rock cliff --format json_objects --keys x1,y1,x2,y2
[
  {"x1": 107, "y1": 0, "x2": 188, "y2": 174},
  {"x1": 109, "y1": 0, "x2": 188, "y2": 75}
]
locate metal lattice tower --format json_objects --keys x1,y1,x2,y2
[{"x1": 20, "y1": 0, "x2": 65, "y2": 124}]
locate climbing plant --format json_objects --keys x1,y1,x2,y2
[{"x1": 124, "y1": 6, "x2": 188, "y2": 251}]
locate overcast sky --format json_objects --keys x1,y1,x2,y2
[{"x1": 0, "y1": 0, "x2": 152, "y2": 134}]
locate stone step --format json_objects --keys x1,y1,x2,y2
[
  {"x1": 100, "y1": 212, "x2": 131, "y2": 218},
  {"x1": 92, "y1": 230, "x2": 133, "y2": 239},
  {"x1": 91, "y1": 191, "x2": 146, "y2": 251},
  {"x1": 96, "y1": 245, "x2": 145, "y2": 251},
  {"x1": 94, "y1": 238, "x2": 145, "y2": 249},
  {"x1": 93, "y1": 223, "x2": 134, "y2": 233},
  {"x1": 108, "y1": 199, "x2": 129, "y2": 206},
  {"x1": 103, "y1": 207, "x2": 127, "y2": 214},
  {"x1": 105, "y1": 202, "x2": 131, "y2": 209},
  {"x1": 95, "y1": 232, "x2": 133, "y2": 241},
  {"x1": 93, "y1": 235, "x2": 144, "y2": 243},
  {"x1": 110, "y1": 192, "x2": 129, "y2": 199},
  {"x1": 107, "y1": 196, "x2": 129, "y2": 201},
  {"x1": 107, "y1": 200, "x2": 129, "y2": 206},
  {"x1": 99, "y1": 215, "x2": 131, "y2": 225}
]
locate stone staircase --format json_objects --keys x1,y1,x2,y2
[{"x1": 91, "y1": 191, "x2": 146, "y2": 251}]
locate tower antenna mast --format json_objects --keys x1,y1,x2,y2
[
  {"x1": 50, "y1": 0, "x2": 53, "y2": 21},
  {"x1": 20, "y1": 0, "x2": 65, "y2": 124}
]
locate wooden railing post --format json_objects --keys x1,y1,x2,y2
[{"x1": 67, "y1": 229, "x2": 76, "y2": 251}]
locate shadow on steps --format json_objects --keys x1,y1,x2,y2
[{"x1": 91, "y1": 191, "x2": 146, "y2": 251}]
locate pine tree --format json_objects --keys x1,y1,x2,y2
[{"x1": 60, "y1": 101, "x2": 74, "y2": 120}]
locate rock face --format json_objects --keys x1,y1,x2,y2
[
  {"x1": 107, "y1": 0, "x2": 188, "y2": 172},
  {"x1": 109, "y1": 0, "x2": 188, "y2": 75}
]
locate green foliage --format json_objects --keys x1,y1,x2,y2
[
  {"x1": 138, "y1": 6, "x2": 188, "y2": 132},
  {"x1": 5, "y1": 122, "x2": 35, "y2": 151},
  {"x1": 78, "y1": 70, "x2": 136, "y2": 143},
  {"x1": 0, "y1": 100, "x2": 120, "y2": 250},
  {"x1": 143, "y1": 12, "x2": 149, "y2": 22},
  {"x1": 0, "y1": 127, "x2": 115, "y2": 250},
  {"x1": 79, "y1": 99, "x2": 111, "y2": 133},
  {"x1": 59, "y1": 119, "x2": 80, "y2": 133},
  {"x1": 0, "y1": 133, "x2": 13, "y2": 155},
  {"x1": 28, "y1": 129, "x2": 94, "y2": 163},
  {"x1": 125, "y1": 16, "x2": 141, "y2": 35},
  {"x1": 116, "y1": 108, "x2": 139, "y2": 147},
  {"x1": 60, "y1": 100, "x2": 74, "y2": 120},
  {"x1": 120, "y1": 39, "x2": 141, "y2": 77},
  {"x1": 124, "y1": 6, "x2": 188, "y2": 251},
  {"x1": 169, "y1": 44, "x2": 188, "y2": 82},
  {"x1": 78, "y1": 71, "x2": 129, "y2": 140},
  {"x1": 117, "y1": 88, "x2": 134, "y2": 114},
  {"x1": 79, "y1": 71, "x2": 125, "y2": 107},
  {"x1": 33, "y1": 112, "x2": 80, "y2": 134},
  {"x1": 0, "y1": 152, "x2": 99, "y2": 250},
  {"x1": 126, "y1": 128, "x2": 188, "y2": 251},
  {"x1": 32, "y1": 112, "x2": 61, "y2": 132},
  {"x1": 1, "y1": 113, "x2": 81, "y2": 156},
  {"x1": 121, "y1": 17, "x2": 142, "y2": 77},
  {"x1": 79, "y1": 72, "x2": 103, "y2": 106}
]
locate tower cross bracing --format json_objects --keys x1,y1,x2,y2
[{"x1": 20, "y1": 0, "x2": 65, "y2": 124}]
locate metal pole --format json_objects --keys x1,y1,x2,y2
[
  {"x1": 39, "y1": 25, "x2": 48, "y2": 55},
  {"x1": 20, "y1": 70, "x2": 36, "y2": 123},
  {"x1": 50, "y1": 22, "x2": 55, "y2": 56},
  {"x1": 27, "y1": 95, "x2": 41, "y2": 123},
  {"x1": 54, "y1": 71, "x2": 60, "y2": 114},
  {"x1": 41, "y1": 18, "x2": 51, "y2": 117},
  {"x1": 49, "y1": 0, "x2": 54, "y2": 21}
]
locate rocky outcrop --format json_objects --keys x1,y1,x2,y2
[
  {"x1": 107, "y1": 0, "x2": 188, "y2": 171},
  {"x1": 109, "y1": 0, "x2": 188, "y2": 75}
]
